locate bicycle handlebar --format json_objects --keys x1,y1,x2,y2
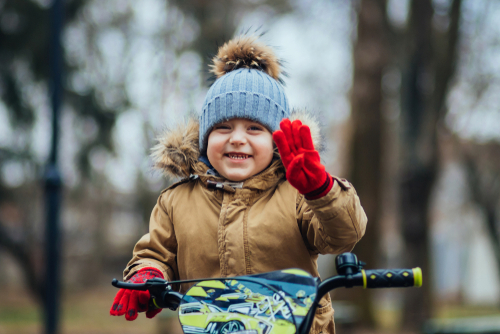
[
  {"x1": 112, "y1": 277, "x2": 182, "y2": 310},
  {"x1": 112, "y1": 278, "x2": 148, "y2": 290},
  {"x1": 299, "y1": 266, "x2": 422, "y2": 334},
  {"x1": 111, "y1": 253, "x2": 422, "y2": 334},
  {"x1": 362, "y1": 268, "x2": 422, "y2": 288},
  {"x1": 315, "y1": 267, "x2": 422, "y2": 300}
]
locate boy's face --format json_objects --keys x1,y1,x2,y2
[{"x1": 207, "y1": 118, "x2": 274, "y2": 182}]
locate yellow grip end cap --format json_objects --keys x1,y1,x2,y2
[
  {"x1": 153, "y1": 297, "x2": 161, "y2": 309},
  {"x1": 412, "y1": 267, "x2": 423, "y2": 287}
]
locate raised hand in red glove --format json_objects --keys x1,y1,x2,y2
[
  {"x1": 273, "y1": 119, "x2": 334, "y2": 200},
  {"x1": 110, "y1": 267, "x2": 164, "y2": 320}
]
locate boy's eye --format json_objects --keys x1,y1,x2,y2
[
  {"x1": 214, "y1": 125, "x2": 231, "y2": 130},
  {"x1": 249, "y1": 126, "x2": 263, "y2": 131}
]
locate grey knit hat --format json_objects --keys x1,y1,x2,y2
[{"x1": 199, "y1": 36, "x2": 290, "y2": 153}]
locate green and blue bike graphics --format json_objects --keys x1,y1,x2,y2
[{"x1": 178, "y1": 269, "x2": 317, "y2": 334}]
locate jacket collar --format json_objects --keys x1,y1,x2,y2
[{"x1": 191, "y1": 159, "x2": 284, "y2": 192}]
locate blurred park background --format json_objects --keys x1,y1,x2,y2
[{"x1": 1, "y1": 0, "x2": 500, "y2": 333}]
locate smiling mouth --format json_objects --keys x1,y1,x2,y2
[{"x1": 225, "y1": 153, "x2": 252, "y2": 160}]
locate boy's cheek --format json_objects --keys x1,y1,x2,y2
[
  {"x1": 206, "y1": 137, "x2": 225, "y2": 163},
  {"x1": 207, "y1": 151, "x2": 221, "y2": 168}
]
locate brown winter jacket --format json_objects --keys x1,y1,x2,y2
[{"x1": 123, "y1": 113, "x2": 367, "y2": 334}]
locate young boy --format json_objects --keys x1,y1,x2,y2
[{"x1": 110, "y1": 36, "x2": 367, "y2": 334}]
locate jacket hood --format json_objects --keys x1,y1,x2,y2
[{"x1": 151, "y1": 110, "x2": 323, "y2": 180}]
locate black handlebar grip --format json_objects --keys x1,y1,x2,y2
[
  {"x1": 111, "y1": 278, "x2": 149, "y2": 290},
  {"x1": 361, "y1": 268, "x2": 422, "y2": 288}
]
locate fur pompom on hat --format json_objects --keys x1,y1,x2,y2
[
  {"x1": 210, "y1": 35, "x2": 284, "y2": 84},
  {"x1": 199, "y1": 35, "x2": 290, "y2": 154}
]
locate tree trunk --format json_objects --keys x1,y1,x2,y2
[
  {"x1": 400, "y1": 0, "x2": 462, "y2": 328},
  {"x1": 348, "y1": 0, "x2": 389, "y2": 325},
  {"x1": 462, "y1": 143, "x2": 500, "y2": 287}
]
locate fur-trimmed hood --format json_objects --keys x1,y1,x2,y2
[{"x1": 151, "y1": 110, "x2": 323, "y2": 180}]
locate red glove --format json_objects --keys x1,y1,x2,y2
[
  {"x1": 273, "y1": 119, "x2": 334, "y2": 199},
  {"x1": 110, "y1": 268, "x2": 164, "y2": 320}
]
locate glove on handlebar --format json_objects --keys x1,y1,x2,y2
[
  {"x1": 273, "y1": 119, "x2": 334, "y2": 199},
  {"x1": 110, "y1": 267, "x2": 164, "y2": 320}
]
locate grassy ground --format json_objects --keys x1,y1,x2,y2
[{"x1": 0, "y1": 286, "x2": 181, "y2": 334}]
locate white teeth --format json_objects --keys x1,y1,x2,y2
[{"x1": 228, "y1": 154, "x2": 248, "y2": 159}]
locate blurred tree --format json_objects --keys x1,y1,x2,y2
[
  {"x1": 169, "y1": 0, "x2": 291, "y2": 81},
  {"x1": 399, "y1": 0, "x2": 462, "y2": 328},
  {"x1": 349, "y1": 0, "x2": 462, "y2": 328},
  {"x1": 443, "y1": 0, "x2": 500, "y2": 302},
  {"x1": 0, "y1": 0, "x2": 127, "y2": 304},
  {"x1": 348, "y1": 0, "x2": 389, "y2": 326},
  {"x1": 462, "y1": 142, "x2": 500, "y2": 280}
]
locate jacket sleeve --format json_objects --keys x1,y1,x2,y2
[
  {"x1": 296, "y1": 176, "x2": 367, "y2": 255},
  {"x1": 123, "y1": 190, "x2": 179, "y2": 283}
]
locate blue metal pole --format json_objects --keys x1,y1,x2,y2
[{"x1": 45, "y1": 0, "x2": 63, "y2": 333}]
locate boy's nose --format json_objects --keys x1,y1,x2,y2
[{"x1": 229, "y1": 130, "x2": 247, "y2": 145}]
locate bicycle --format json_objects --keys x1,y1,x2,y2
[{"x1": 112, "y1": 252, "x2": 422, "y2": 334}]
